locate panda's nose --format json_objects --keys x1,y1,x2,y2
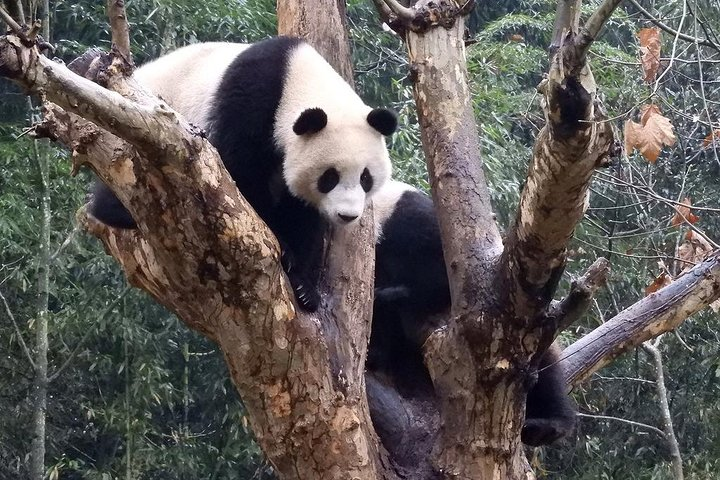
[{"x1": 338, "y1": 213, "x2": 358, "y2": 223}]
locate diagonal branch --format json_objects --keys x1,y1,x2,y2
[
  {"x1": 548, "y1": 257, "x2": 610, "y2": 332},
  {"x1": 499, "y1": 0, "x2": 621, "y2": 325},
  {"x1": 563, "y1": 251, "x2": 720, "y2": 385},
  {"x1": 0, "y1": 287, "x2": 36, "y2": 369},
  {"x1": 626, "y1": 0, "x2": 719, "y2": 51}
]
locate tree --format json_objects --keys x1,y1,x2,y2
[{"x1": 1, "y1": 0, "x2": 719, "y2": 479}]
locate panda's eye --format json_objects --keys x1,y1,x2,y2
[
  {"x1": 360, "y1": 168, "x2": 373, "y2": 193},
  {"x1": 317, "y1": 168, "x2": 340, "y2": 194}
]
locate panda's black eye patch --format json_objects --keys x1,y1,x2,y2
[
  {"x1": 360, "y1": 168, "x2": 373, "y2": 193},
  {"x1": 317, "y1": 168, "x2": 340, "y2": 193}
]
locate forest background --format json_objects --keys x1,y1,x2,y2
[{"x1": 1, "y1": 0, "x2": 719, "y2": 478}]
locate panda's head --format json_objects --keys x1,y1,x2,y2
[{"x1": 283, "y1": 106, "x2": 397, "y2": 225}]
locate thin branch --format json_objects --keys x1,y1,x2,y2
[
  {"x1": 49, "y1": 226, "x2": 79, "y2": 264},
  {"x1": 548, "y1": 257, "x2": 610, "y2": 332},
  {"x1": 382, "y1": 0, "x2": 415, "y2": 22},
  {"x1": 575, "y1": 0, "x2": 625, "y2": 57},
  {"x1": 626, "y1": 0, "x2": 719, "y2": 51},
  {"x1": 642, "y1": 341, "x2": 684, "y2": 479},
  {"x1": 577, "y1": 412, "x2": 666, "y2": 438},
  {"x1": 0, "y1": 5, "x2": 22, "y2": 33},
  {"x1": 48, "y1": 287, "x2": 131, "y2": 382},
  {"x1": 0, "y1": 287, "x2": 36, "y2": 369},
  {"x1": 106, "y1": 0, "x2": 133, "y2": 67}
]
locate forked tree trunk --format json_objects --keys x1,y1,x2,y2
[{"x1": 2, "y1": 0, "x2": 720, "y2": 479}]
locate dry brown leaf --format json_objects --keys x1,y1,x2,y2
[
  {"x1": 510, "y1": 34, "x2": 524, "y2": 43},
  {"x1": 638, "y1": 28, "x2": 661, "y2": 83},
  {"x1": 671, "y1": 198, "x2": 700, "y2": 227},
  {"x1": 640, "y1": 104, "x2": 662, "y2": 126},
  {"x1": 645, "y1": 272, "x2": 672, "y2": 295},
  {"x1": 702, "y1": 129, "x2": 720, "y2": 147},
  {"x1": 624, "y1": 105, "x2": 676, "y2": 163},
  {"x1": 676, "y1": 230, "x2": 714, "y2": 274}
]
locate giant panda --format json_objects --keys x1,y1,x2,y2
[
  {"x1": 369, "y1": 180, "x2": 577, "y2": 447},
  {"x1": 90, "y1": 37, "x2": 398, "y2": 312}
]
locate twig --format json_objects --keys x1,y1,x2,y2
[
  {"x1": 49, "y1": 226, "x2": 79, "y2": 264},
  {"x1": 626, "y1": 0, "x2": 719, "y2": 52},
  {"x1": 0, "y1": 287, "x2": 36, "y2": 370},
  {"x1": 577, "y1": 412, "x2": 666, "y2": 438},
  {"x1": 0, "y1": 5, "x2": 23, "y2": 34}
]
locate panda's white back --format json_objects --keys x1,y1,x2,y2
[{"x1": 134, "y1": 42, "x2": 251, "y2": 127}]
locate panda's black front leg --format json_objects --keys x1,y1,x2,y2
[{"x1": 281, "y1": 250, "x2": 321, "y2": 312}]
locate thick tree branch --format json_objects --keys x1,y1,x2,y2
[
  {"x1": 1, "y1": 32, "x2": 382, "y2": 479},
  {"x1": 548, "y1": 257, "x2": 610, "y2": 332},
  {"x1": 499, "y1": 0, "x2": 620, "y2": 325},
  {"x1": 563, "y1": 251, "x2": 720, "y2": 385}
]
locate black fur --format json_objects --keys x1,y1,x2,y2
[
  {"x1": 369, "y1": 186, "x2": 577, "y2": 445},
  {"x1": 367, "y1": 108, "x2": 398, "y2": 136},
  {"x1": 293, "y1": 107, "x2": 328, "y2": 135},
  {"x1": 89, "y1": 37, "x2": 395, "y2": 312}
]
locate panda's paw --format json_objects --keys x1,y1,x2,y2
[
  {"x1": 293, "y1": 282, "x2": 320, "y2": 312},
  {"x1": 521, "y1": 418, "x2": 574, "y2": 446}
]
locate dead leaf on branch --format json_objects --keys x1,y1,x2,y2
[
  {"x1": 702, "y1": 129, "x2": 720, "y2": 147},
  {"x1": 645, "y1": 272, "x2": 672, "y2": 295},
  {"x1": 671, "y1": 197, "x2": 700, "y2": 227},
  {"x1": 638, "y1": 27, "x2": 661, "y2": 83},
  {"x1": 676, "y1": 230, "x2": 714, "y2": 274},
  {"x1": 624, "y1": 104, "x2": 676, "y2": 163}
]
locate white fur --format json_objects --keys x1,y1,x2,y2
[
  {"x1": 372, "y1": 180, "x2": 417, "y2": 239},
  {"x1": 274, "y1": 43, "x2": 392, "y2": 225},
  {"x1": 134, "y1": 42, "x2": 250, "y2": 127},
  {"x1": 134, "y1": 41, "x2": 392, "y2": 225}
]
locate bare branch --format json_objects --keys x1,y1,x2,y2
[
  {"x1": 578, "y1": 0, "x2": 625, "y2": 52},
  {"x1": 626, "y1": 0, "x2": 719, "y2": 52},
  {"x1": 106, "y1": 0, "x2": 133, "y2": 66},
  {"x1": 548, "y1": 257, "x2": 610, "y2": 332},
  {"x1": 577, "y1": 412, "x2": 666, "y2": 438},
  {"x1": 563, "y1": 251, "x2": 720, "y2": 384},
  {"x1": 0, "y1": 287, "x2": 36, "y2": 369},
  {"x1": 382, "y1": 0, "x2": 415, "y2": 22},
  {"x1": 0, "y1": 5, "x2": 23, "y2": 34},
  {"x1": 642, "y1": 341, "x2": 684, "y2": 479}
]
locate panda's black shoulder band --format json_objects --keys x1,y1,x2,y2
[
  {"x1": 293, "y1": 107, "x2": 328, "y2": 135},
  {"x1": 367, "y1": 108, "x2": 398, "y2": 136}
]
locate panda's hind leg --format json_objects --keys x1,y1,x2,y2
[
  {"x1": 522, "y1": 343, "x2": 577, "y2": 446},
  {"x1": 88, "y1": 180, "x2": 137, "y2": 229}
]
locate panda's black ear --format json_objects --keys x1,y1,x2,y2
[
  {"x1": 367, "y1": 108, "x2": 397, "y2": 136},
  {"x1": 293, "y1": 108, "x2": 328, "y2": 135}
]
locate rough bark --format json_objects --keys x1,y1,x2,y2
[
  {"x1": 0, "y1": 34, "x2": 382, "y2": 479},
  {"x1": 563, "y1": 252, "x2": 720, "y2": 385},
  {"x1": 379, "y1": 0, "x2": 621, "y2": 477},
  {"x1": 277, "y1": 0, "x2": 353, "y2": 81}
]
